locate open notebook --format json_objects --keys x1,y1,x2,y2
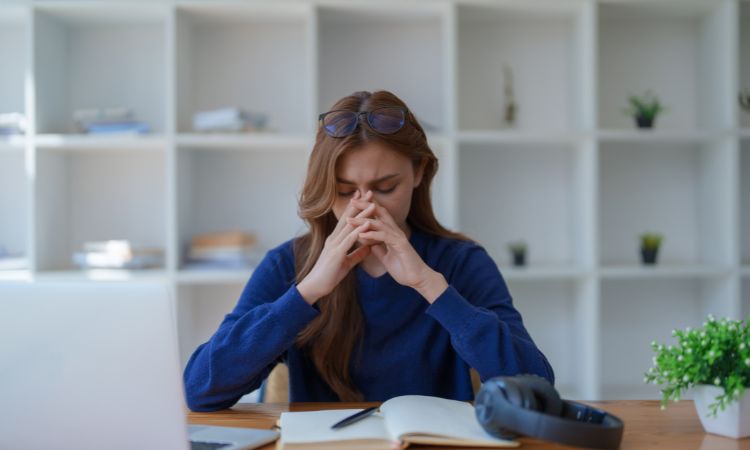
[{"x1": 278, "y1": 395, "x2": 518, "y2": 450}]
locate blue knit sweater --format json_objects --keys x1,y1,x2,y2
[{"x1": 183, "y1": 227, "x2": 554, "y2": 411}]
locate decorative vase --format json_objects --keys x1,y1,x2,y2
[
  {"x1": 641, "y1": 247, "x2": 659, "y2": 265},
  {"x1": 512, "y1": 252, "x2": 526, "y2": 267},
  {"x1": 693, "y1": 385, "x2": 750, "y2": 439},
  {"x1": 635, "y1": 114, "x2": 654, "y2": 129}
]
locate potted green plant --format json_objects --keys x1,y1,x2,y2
[
  {"x1": 640, "y1": 233, "x2": 662, "y2": 265},
  {"x1": 622, "y1": 90, "x2": 667, "y2": 129},
  {"x1": 507, "y1": 241, "x2": 527, "y2": 267},
  {"x1": 644, "y1": 315, "x2": 750, "y2": 438}
]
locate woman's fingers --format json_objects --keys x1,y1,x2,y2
[
  {"x1": 330, "y1": 190, "x2": 360, "y2": 236},
  {"x1": 350, "y1": 196, "x2": 399, "y2": 229},
  {"x1": 345, "y1": 243, "x2": 371, "y2": 268},
  {"x1": 330, "y1": 192, "x2": 367, "y2": 245},
  {"x1": 338, "y1": 221, "x2": 371, "y2": 251},
  {"x1": 357, "y1": 229, "x2": 390, "y2": 245}
]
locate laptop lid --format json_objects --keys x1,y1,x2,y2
[{"x1": 0, "y1": 281, "x2": 190, "y2": 450}]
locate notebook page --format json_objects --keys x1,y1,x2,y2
[
  {"x1": 380, "y1": 395, "x2": 516, "y2": 446},
  {"x1": 279, "y1": 409, "x2": 391, "y2": 444}
]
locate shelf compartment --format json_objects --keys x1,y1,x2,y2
[
  {"x1": 599, "y1": 140, "x2": 735, "y2": 267},
  {"x1": 509, "y1": 280, "x2": 590, "y2": 400},
  {"x1": 741, "y1": 2, "x2": 750, "y2": 128},
  {"x1": 600, "y1": 277, "x2": 735, "y2": 400},
  {"x1": 0, "y1": 151, "x2": 29, "y2": 270},
  {"x1": 458, "y1": 141, "x2": 591, "y2": 268},
  {"x1": 317, "y1": 3, "x2": 445, "y2": 133},
  {"x1": 34, "y1": 149, "x2": 167, "y2": 271},
  {"x1": 0, "y1": 6, "x2": 28, "y2": 139},
  {"x1": 33, "y1": 3, "x2": 167, "y2": 134},
  {"x1": 597, "y1": 0, "x2": 735, "y2": 131},
  {"x1": 741, "y1": 139, "x2": 750, "y2": 266},
  {"x1": 176, "y1": 147, "x2": 306, "y2": 270},
  {"x1": 457, "y1": 1, "x2": 589, "y2": 132},
  {"x1": 175, "y1": 283, "x2": 262, "y2": 403},
  {"x1": 175, "y1": 4, "x2": 311, "y2": 135}
]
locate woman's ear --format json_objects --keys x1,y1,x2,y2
[{"x1": 413, "y1": 157, "x2": 427, "y2": 188}]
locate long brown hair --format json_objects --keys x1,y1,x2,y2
[{"x1": 293, "y1": 90, "x2": 470, "y2": 401}]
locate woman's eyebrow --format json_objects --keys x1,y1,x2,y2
[{"x1": 335, "y1": 173, "x2": 400, "y2": 186}]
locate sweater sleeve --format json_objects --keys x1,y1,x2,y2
[
  {"x1": 425, "y1": 243, "x2": 555, "y2": 386},
  {"x1": 183, "y1": 246, "x2": 319, "y2": 411}
]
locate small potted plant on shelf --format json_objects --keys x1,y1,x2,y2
[
  {"x1": 644, "y1": 315, "x2": 750, "y2": 438},
  {"x1": 507, "y1": 241, "x2": 527, "y2": 267},
  {"x1": 622, "y1": 90, "x2": 667, "y2": 129},
  {"x1": 639, "y1": 233, "x2": 662, "y2": 265}
]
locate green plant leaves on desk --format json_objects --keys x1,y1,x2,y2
[{"x1": 644, "y1": 315, "x2": 750, "y2": 417}]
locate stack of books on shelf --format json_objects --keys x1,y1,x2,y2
[
  {"x1": 192, "y1": 107, "x2": 269, "y2": 133},
  {"x1": 184, "y1": 230, "x2": 262, "y2": 270},
  {"x1": 0, "y1": 113, "x2": 27, "y2": 135},
  {"x1": 74, "y1": 107, "x2": 150, "y2": 135},
  {"x1": 72, "y1": 240, "x2": 164, "y2": 270},
  {"x1": 0, "y1": 246, "x2": 27, "y2": 270}
]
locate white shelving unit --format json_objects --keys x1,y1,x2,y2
[{"x1": 1, "y1": 0, "x2": 749, "y2": 402}]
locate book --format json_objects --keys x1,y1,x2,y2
[
  {"x1": 73, "y1": 240, "x2": 164, "y2": 270},
  {"x1": 277, "y1": 395, "x2": 518, "y2": 450},
  {"x1": 190, "y1": 230, "x2": 257, "y2": 248}
]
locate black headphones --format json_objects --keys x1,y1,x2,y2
[{"x1": 474, "y1": 375, "x2": 624, "y2": 449}]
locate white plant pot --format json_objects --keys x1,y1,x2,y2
[{"x1": 693, "y1": 384, "x2": 750, "y2": 439}]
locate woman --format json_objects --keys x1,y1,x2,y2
[{"x1": 183, "y1": 90, "x2": 554, "y2": 411}]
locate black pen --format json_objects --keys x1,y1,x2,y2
[{"x1": 330, "y1": 406, "x2": 379, "y2": 429}]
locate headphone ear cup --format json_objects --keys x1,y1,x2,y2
[
  {"x1": 475, "y1": 378, "x2": 520, "y2": 440},
  {"x1": 515, "y1": 375, "x2": 563, "y2": 417},
  {"x1": 497, "y1": 377, "x2": 526, "y2": 409},
  {"x1": 512, "y1": 378, "x2": 539, "y2": 411}
]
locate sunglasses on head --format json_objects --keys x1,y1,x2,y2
[{"x1": 318, "y1": 106, "x2": 409, "y2": 138}]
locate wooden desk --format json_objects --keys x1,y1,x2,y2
[{"x1": 188, "y1": 400, "x2": 750, "y2": 449}]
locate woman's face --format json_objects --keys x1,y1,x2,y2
[{"x1": 332, "y1": 141, "x2": 425, "y2": 234}]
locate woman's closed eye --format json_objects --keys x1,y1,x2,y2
[{"x1": 337, "y1": 185, "x2": 397, "y2": 197}]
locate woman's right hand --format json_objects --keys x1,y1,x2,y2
[{"x1": 297, "y1": 191, "x2": 376, "y2": 305}]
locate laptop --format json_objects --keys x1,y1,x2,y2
[{"x1": 0, "y1": 280, "x2": 279, "y2": 450}]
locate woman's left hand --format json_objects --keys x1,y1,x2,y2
[{"x1": 347, "y1": 195, "x2": 448, "y2": 303}]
